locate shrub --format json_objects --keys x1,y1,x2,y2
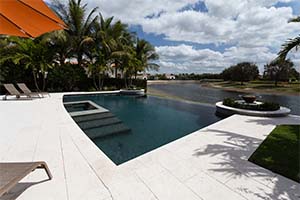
[
  {"x1": 102, "y1": 78, "x2": 147, "y2": 90},
  {"x1": 47, "y1": 64, "x2": 91, "y2": 92},
  {"x1": 223, "y1": 98, "x2": 239, "y2": 107},
  {"x1": 259, "y1": 102, "x2": 280, "y2": 111}
]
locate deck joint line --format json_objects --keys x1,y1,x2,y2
[{"x1": 59, "y1": 133, "x2": 70, "y2": 200}]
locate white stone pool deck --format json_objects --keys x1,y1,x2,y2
[{"x1": 0, "y1": 92, "x2": 299, "y2": 200}]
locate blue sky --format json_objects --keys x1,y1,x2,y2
[
  {"x1": 61, "y1": 0, "x2": 300, "y2": 74},
  {"x1": 275, "y1": 1, "x2": 300, "y2": 15}
]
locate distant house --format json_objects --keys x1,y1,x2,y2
[
  {"x1": 135, "y1": 73, "x2": 149, "y2": 80},
  {"x1": 64, "y1": 58, "x2": 78, "y2": 65},
  {"x1": 108, "y1": 63, "x2": 123, "y2": 78},
  {"x1": 166, "y1": 74, "x2": 176, "y2": 80}
]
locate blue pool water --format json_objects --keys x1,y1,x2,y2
[{"x1": 64, "y1": 94, "x2": 220, "y2": 164}]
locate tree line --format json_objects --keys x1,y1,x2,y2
[
  {"x1": 220, "y1": 60, "x2": 299, "y2": 86},
  {"x1": 166, "y1": 60, "x2": 299, "y2": 86},
  {"x1": 0, "y1": 0, "x2": 159, "y2": 92}
]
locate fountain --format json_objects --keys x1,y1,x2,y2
[{"x1": 242, "y1": 95, "x2": 256, "y2": 103}]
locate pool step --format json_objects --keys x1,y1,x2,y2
[
  {"x1": 78, "y1": 117, "x2": 121, "y2": 130},
  {"x1": 73, "y1": 112, "x2": 115, "y2": 123},
  {"x1": 84, "y1": 123, "x2": 131, "y2": 139}
]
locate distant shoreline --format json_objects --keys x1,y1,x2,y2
[
  {"x1": 147, "y1": 80, "x2": 300, "y2": 96},
  {"x1": 147, "y1": 80, "x2": 200, "y2": 85}
]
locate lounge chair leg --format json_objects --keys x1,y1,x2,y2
[{"x1": 38, "y1": 163, "x2": 53, "y2": 180}]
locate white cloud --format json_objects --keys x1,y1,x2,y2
[
  {"x1": 155, "y1": 44, "x2": 280, "y2": 73},
  {"x1": 141, "y1": 5, "x2": 299, "y2": 48},
  {"x1": 84, "y1": 0, "x2": 198, "y2": 24},
  {"x1": 50, "y1": 0, "x2": 300, "y2": 73}
]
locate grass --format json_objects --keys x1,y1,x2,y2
[
  {"x1": 210, "y1": 81, "x2": 300, "y2": 94},
  {"x1": 249, "y1": 125, "x2": 300, "y2": 182}
]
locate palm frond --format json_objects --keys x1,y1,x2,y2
[
  {"x1": 277, "y1": 35, "x2": 300, "y2": 61},
  {"x1": 146, "y1": 63, "x2": 160, "y2": 71},
  {"x1": 289, "y1": 16, "x2": 300, "y2": 23}
]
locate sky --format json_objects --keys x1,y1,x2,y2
[{"x1": 51, "y1": 0, "x2": 300, "y2": 74}]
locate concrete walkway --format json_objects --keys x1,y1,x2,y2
[{"x1": 0, "y1": 93, "x2": 299, "y2": 200}]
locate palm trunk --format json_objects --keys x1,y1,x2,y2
[
  {"x1": 98, "y1": 73, "x2": 101, "y2": 90},
  {"x1": 275, "y1": 73, "x2": 279, "y2": 87},
  {"x1": 129, "y1": 76, "x2": 132, "y2": 87},
  {"x1": 100, "y1": 75, "x2": 104, "y2": 90},
  {"x1": 42, "y1": 76, "x2": 46, "y2": 91},
  {"x1": 115, "y1": 66, "x2": 118, "y2": 79},
  {"x1": 124, "y1": 72, "x2": 128, "y2": 89},
  {"x1": 32, "y1": 71, "x2": 40, "y2": 91},
  {"x1": 77, "y1": 51, "x2": 83, "y2": 67},
  {"x1": 93, "y1": 75, "x2": 98, "y2": 90}
]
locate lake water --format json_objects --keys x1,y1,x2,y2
[{"x1": 148, "y1": 82, "x2": 300, "y2": 115}]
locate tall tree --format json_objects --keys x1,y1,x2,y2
[
  {"x1": 264, "y1": 59, "x2": 295, "y2": 86},
  {"x1": 134, "y1": 38, "x2": 159, "y2": 79},
  {"x1": 44, "y1": 30, "x2": 72, "y2": 66},
  {"x1": 221, "y1": 62, "x2": 259, "y2": 85},
  {"x1": 88, "y1": 14, "x2": 132, "y2": 88},
  {"x1": 108, "y1": 21, "x2": 135, "y2": 78},
  {"x1": 0, "y1": 37, "x2": 55, "y2": 91},
  {"x1": 53, "y1": 0, "x2": 98, "y2": 67}
]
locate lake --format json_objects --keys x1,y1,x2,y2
[{"x1": 148, "y1": 82, "x2": 300, "y2": 115}]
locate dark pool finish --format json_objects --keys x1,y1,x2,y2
[
  {"x1": 64, "y1": 102, "x2": 97, "y2": 112},
  {"x1": 64, "y1": 94, "x2": 220, "y2": 164},
  {"x1": 149, "y1": 83, "x2": 300, "y2": 115}
]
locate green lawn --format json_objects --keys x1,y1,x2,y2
[
  {"x1": 249, "y1": 125, "x2": 300, "y2": 182},
  {"x1": 212, "y1": 81, "x2": 300, "y2": 94}
]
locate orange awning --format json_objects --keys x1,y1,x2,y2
[{"x1": 0, "y1": 0, "x2": 66, "y2": 38}]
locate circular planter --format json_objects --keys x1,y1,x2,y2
[{"x1": 215, "y1": 101, "x2": 291, "y2": 117}]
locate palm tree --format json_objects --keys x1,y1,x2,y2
[
  {"x1": 0, "y1": 37, "x2": 10, "y2": 83},
  {"x1": 93, "y1": 14, "x2": 114, "y2": 60},
  {"x1": 0, "y1": 37, "x2": 54, "y2": 91},
  {"x1": 277, "y1": 16, "x2": 300, "y2": 61},
  {"x1": 264, "y1": 59, "x2": 294, "y2": 86},
  {"x1": 109, "y1": 21, "x2": 135, "y2": 79},
  {"x1": 134, "y1": 38, "x2": 159, "y2": 79},
  {"x1": 53, "y1": 0, "x2": 98, "y2": 66},
  {"x1": 44, "y1": 30, "x2": 72, "y2": 66},
  {"x1": 86, "y1": 14, "x2": 120, "y2": 89}
]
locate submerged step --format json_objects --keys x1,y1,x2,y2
[
  {"x1": 78, "y1": 117, "x2": 121, "y2": 130},
  {"x1": 84, "y1": 123, "x2": 131, "y2": 139},
  {"x1": 73, "y1": 112, "x2": 115, "y2": 123}
]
